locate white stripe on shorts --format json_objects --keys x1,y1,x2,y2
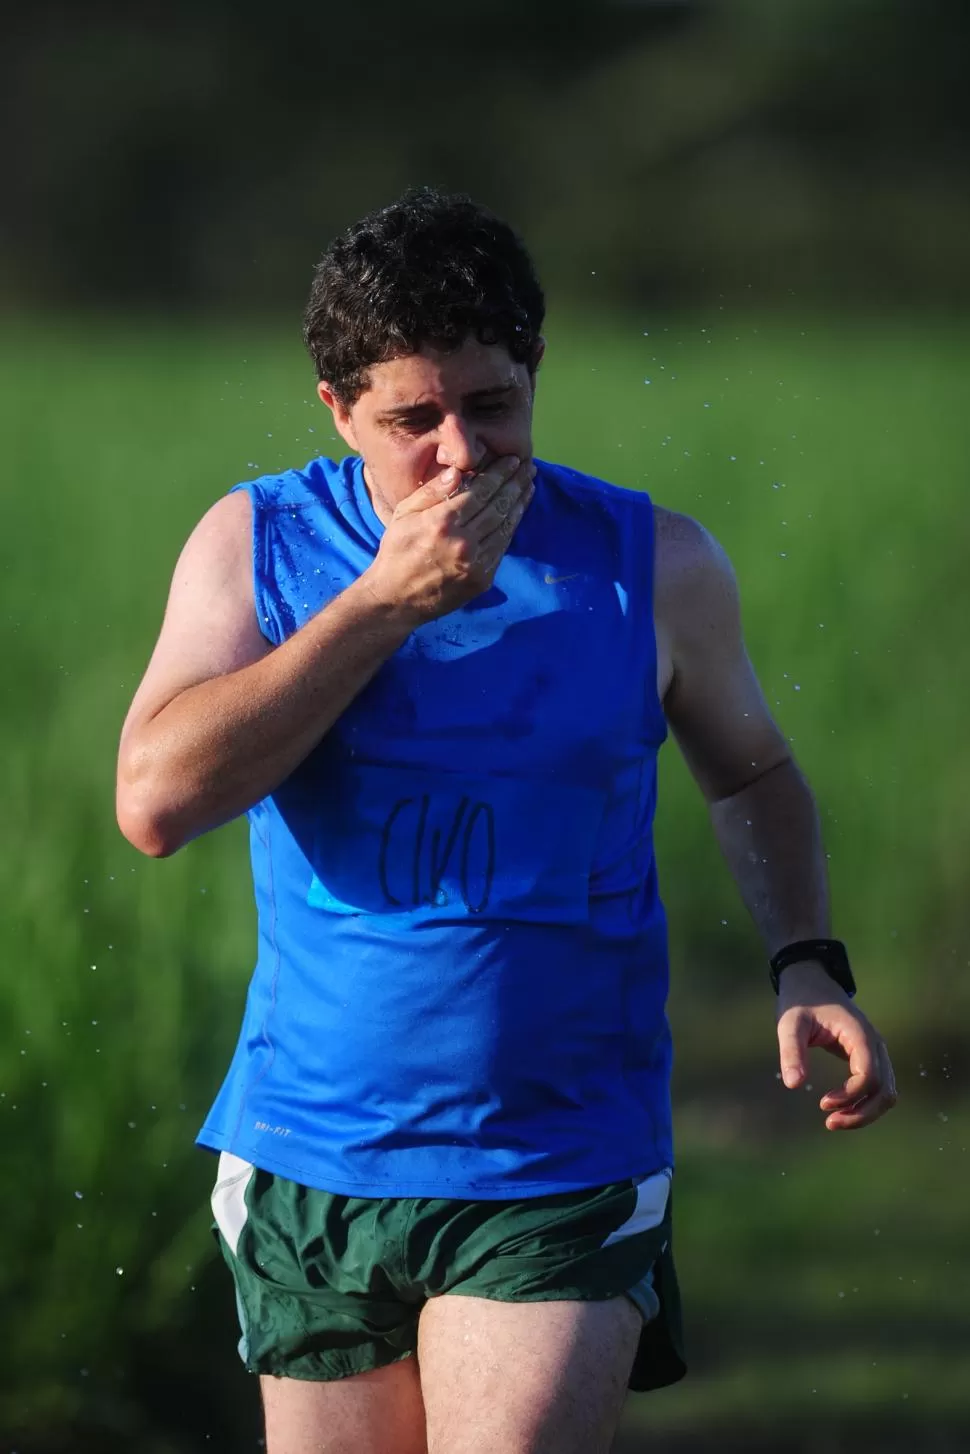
[
  {"x1": 210, "y1": 1151, "x2": 256, "y2": 1257},
  {"x1": 601, "y1": 1168, "x2": 672, "y2": 1248}
]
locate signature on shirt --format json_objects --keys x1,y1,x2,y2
[{"x1": 378, "y1": 795, "x2": 496, "y2": 913}]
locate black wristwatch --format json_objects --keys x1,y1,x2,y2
[{"x1": 769, "y1": 939, "x2": 857, "y2": 998}]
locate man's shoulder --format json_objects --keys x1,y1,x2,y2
[
  {"x1": 537, "y1": 475, "x2": 734, "y2": 601},
  {"x1": 653, "y1": 505, "x2": 738, "y2": 630},
  {"x1": 234, "y1": 455, "x2": 350, "y2": 512},
  {"x1": 654, "y1": 505, "x2": 730, "y2": 579}
]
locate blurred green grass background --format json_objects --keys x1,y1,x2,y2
[{"x1": 2, "y1": 313, "x2": 968, "y2": 1451}]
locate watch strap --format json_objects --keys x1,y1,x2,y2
[{"x1": 769, "y1": 938, "x2": 857, "y2": 998}]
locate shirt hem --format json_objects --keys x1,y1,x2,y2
[{"x1": 196, "y1": 1127, "x2": 674, "y2": 1200}]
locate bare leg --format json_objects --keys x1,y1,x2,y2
[
  {"x1": 417, "y1": 1294, "x2": 641, "y2": 1454},
  {"x1": 260, "y1": 1357, "x2": 428, "y2": 1454}
]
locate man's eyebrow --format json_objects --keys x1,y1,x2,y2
[
  {"x1": 377, "y1": 402, "x2": 437, "y2": 421},
  {"x1": 377, "y1": 382, "x2": 517, "y2": 422},
  {"x1": 463, "y1": 380, "x2": 517, "y2": 400}
]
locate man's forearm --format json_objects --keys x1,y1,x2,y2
[
  {"x1": 118, "y1": 575, "x2": 413, "y2": 856},
  {"x1": 708, "y1": 757, "x2": 830, "y2": 956}
]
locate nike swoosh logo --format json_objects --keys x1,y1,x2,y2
[{"x1": 544, "y1": 572, "x2": 580, "y2": 585}]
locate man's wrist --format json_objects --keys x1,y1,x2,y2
[
  {"x1": 770, "y1": 938, "x2": 856, "y2": 998},
  {"x1": 348, "y1": 569, "x2": 425, "y2": 638}
]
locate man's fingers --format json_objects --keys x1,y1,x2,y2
[
  {"x1": 823, "y1": 1040, "x2": 897, "y2": 1131},
  {"x1": 391, "y1": 455, "x2": 517, "y2": 514},
  {"x1": 777, "y1": 1009, "x2": 810, "y2": 1089},
  {"x1": 820, "y1": 1023, "x2": 880, "y2": 1108},
  {"x1": 824, "y1": 1092, "x2": 891, "y2": 1130},
  {"x1": 474, "y1": 476, "x2": 528, "y2": 535},
  {"x1": 778, "y1": 999, "x2": 897, "y2": 1132},
  {"x1": 398, "y1": 457, "x2": 531, "y2": 532},
  {"x1": 480, "y1": 480, "x2": 534, "y2": 548},
  {"x1": 883, "y1": 1040, "x2": 898, "y2": 1102},
  {"x1": 449, "y1": 456, "x2": 526, "y2": 525},
  {"x1": 393, "y1": 466, "x2": 466, "y2": 516}
]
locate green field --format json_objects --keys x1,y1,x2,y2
[{"x1": 2, "y1": 313, "x2": 968, "y2": 1451}]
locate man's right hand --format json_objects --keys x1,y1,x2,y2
[{"x1": 362, "y1": 455, "x2": 536, "y2": 626}]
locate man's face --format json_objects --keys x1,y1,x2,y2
[{"x1": 317, "y1": 335, "x2": 542, "y2": 521}]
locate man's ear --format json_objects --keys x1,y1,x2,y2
[{"x1": 317, "y1": 382, "x2": 359, "y2": 453}]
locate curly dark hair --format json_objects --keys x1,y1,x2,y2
[{"x1": 303, "y1": 188, "x2": 546, "y2": 405}]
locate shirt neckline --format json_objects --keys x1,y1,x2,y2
[{"x1": 349, "y1": 456, "x2": 386, "y2": 544}]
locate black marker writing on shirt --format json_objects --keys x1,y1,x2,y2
[{"x1": 379, "y1": 795, "x2": 496, "y2": 912}]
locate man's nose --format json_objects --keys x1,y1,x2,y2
[{"x1": 436, "y1": 417, "x2": 484, "y2": 474}]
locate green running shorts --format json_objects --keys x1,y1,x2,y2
[{"x1": 210, "y1": 1152, "x2": 686, "y2": 1392}]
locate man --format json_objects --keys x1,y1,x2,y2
[{"x1": 116, "y1": 188, "x2": 896, "y2": 1454}]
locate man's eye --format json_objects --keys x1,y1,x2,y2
[{"x1": 473, "y1": 400, "x2": 510, "y2": 417}]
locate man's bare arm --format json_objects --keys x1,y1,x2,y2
[
  {"x1": 116, "y1": 490, "x2": 411, "y2": 856},
  {"x1": 117, "y1": 456, "x2": 533, "y2": 858},
  {"x1": 655, "y1": 507, "x2": 896, "y2": 1130},
  {"x1": 656, "y1": 510, "x2": 828, "y2": 951}
]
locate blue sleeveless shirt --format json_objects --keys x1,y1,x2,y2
[{"x1": 197, "y1": 456, "x2": 673, "y2": 1197}]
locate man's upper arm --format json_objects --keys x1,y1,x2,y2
[
  {"x1": 654, "y1": 506, "x2": 790, "y2": 803},
  {"x1": 120, "y1": 489, "x2": 271, "y2": 750}
]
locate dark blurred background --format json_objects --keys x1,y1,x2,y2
[
  {"x1": 3, "y1": 2, "x2": 969, "y2": 1451},
  {"x1": 4, "y1": 0, "x2": 969, "y2": 314}
]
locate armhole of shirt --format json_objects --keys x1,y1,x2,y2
[
  {"x1": 635, "y1": 490, "x2": 667, "y2": 745},
  {"x1": 228, "y1": 480, "x2": 285, "y2": 648}
]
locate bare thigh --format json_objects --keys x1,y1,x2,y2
[
  {"x1": 260, "y1": 1358, "x2": 427, "y2": 1454},
  {"x1": 417, "y1": 1294, "x2": 642, "y2": 1454}
]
